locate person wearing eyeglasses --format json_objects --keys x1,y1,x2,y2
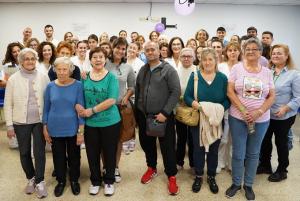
[
  {"x1": 4, "y1": 48, "x2": 49, "y2": 198},
  {"x1": 258, "y1": 44, "x2": 300, "y2": 182},
  {"x1": 105, "y1": 37, "x2": 135, "y2": 183},
  {"x1": 175, "y1": 48, "x2": 197, "y2": 171},
  {"x1": 225, "y1": 38, "x2": 275, "y2": 201}
]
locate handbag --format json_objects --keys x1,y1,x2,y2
[
  {"x1": 146, "y1": 115, "x2": 167, "y2": 137},
  {"x1": 175, "y1": 69, "x2": 200, "y2": 126},
  {"x1": 119, "y1": 100, "x2": 136, "y2": 142}
]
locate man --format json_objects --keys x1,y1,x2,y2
[
  {"x1": 135, "y1": 41, "x2": 180, "y2": 195},
  {"x1": 261, "y1": 31, "x2": 274, "y2": 60},
  {"x1": 247, "y1": 26, "x2": 258, "y2": 37},
  {"x1": 44, "y1": 24, "x2": 59, "y2": 47},
  {"x1": 20, "y1": 27, "x2": 32, "y2": 46},
  {"x1": 131, "y1": 32, "x2": 139, "y2": 43},
  {"x1": 216, "y1": 26, "x2": 228, "y2": 46}
]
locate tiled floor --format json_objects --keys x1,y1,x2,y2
[{"x1": 0, "y1": 118, "x2": 300, "y2": 201}]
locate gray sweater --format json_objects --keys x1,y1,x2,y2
[{"x1": 135, "y1": 61, "x2": 180, "y2": 117}]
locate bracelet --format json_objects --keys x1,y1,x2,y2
[
  {"x1": 91, "y1": 107, "x2": 97, "y2": 114},
  {"x1": 78, "y1": 128, "x2": 84, "y2": 136},
  {"x1": 239, "y1": 106, "x2": 246, "y2": 113}
]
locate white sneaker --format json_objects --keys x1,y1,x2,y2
[
  {"x1": 35, "y1": 181, "x2": 48, "y2": 199},
  {"x1": 104, "y1": 184, "x2": 114, "y2": 196},
  {"x1": 25, "y1": 177, "x2": 35, "y2": 194},
  {"x1": 115, "y1": 168, "x2": 121, "y2": 183},
  {"x1": 89, "y1": 185, "x2": 100, "y2": 195},
  {"x1": 122, "y1": 143, "x2": 130, "y2": 155}
]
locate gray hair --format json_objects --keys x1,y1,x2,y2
[
  {"x1": 242, "y1": 37, "x2": 263, "y2": 52},
  {"x1": 53, "y1": 57, "x2": 75, "y2": 73},
  {"x1": 18, "y1": 48, "x2": 38, "y2": 64},
  {"x1": 199, "y1": 48, "x2": 218, "y2": 71},
  {"x1": 180, "y1": 48, "x2": 195, "y2": 61}
]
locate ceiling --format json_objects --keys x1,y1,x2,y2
[{"x1": 0, "y1": 0, "x2": 300, "y2": 5}]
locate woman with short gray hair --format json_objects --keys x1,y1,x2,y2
[
  {"x1": 4, "y1": 48, "x2": 49, "y2": 198},
  {"x1": 43, "y1": 56, "x2": 84, "y2": 197}
]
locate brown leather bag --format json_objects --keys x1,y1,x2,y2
[{"x1": 119, "y1": 101, "x2": 136, "y2": 142}]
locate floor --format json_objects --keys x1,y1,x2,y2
[{"x1": 0, "y1": 117, "x2": 300, "y2": 201}]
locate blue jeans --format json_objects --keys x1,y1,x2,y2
[
  {"x1": 190, "y1": 126, "x2": 220, "y2": 177},
  {"x1": 229, "y1": 115, "x2": 269, "y2": 187}
]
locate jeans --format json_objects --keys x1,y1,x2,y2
[
  {"x1": 14, "y1": 123, "x2": 46, "y2": 183},
  {"x1": 229, "y1": 115, "x2": 269, "y2": 187},
  {"x1": 190, "y1": 126, "x2": 220, "y2": 177}
]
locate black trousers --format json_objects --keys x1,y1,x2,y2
[
  {"x1": 260, "y1": 115, "x2": 296, "y2": 173},
  {"x1": 136, "y1": 109, "x2": 177, "y2": 177},
  {"x1": 175, "y1": 120, "x2": 194, "y2": 167},
  {"x1": 51, "y1": 135, "x2": 80, "y2": 183},
  {"x1": 14, "y1": 123, "x2": 45, "y2": 183},
  {"x1": 84, "y1": 122, "x2": 120, "y2": 185}
]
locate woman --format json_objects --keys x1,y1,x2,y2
[
  {"x1": 149, "y1": 31, "x2": 160, "y2": 43},
  {"x1": 77, "y1": 47, "x2": 121, "y2": 196},
  {"x1": 2, "y1": 42, "x2": 24, "y2": 81},
  {"x1": 4, "y1": 48, "x2": 49, "y2": 198},
  {"x1": 43, "y1": 57, "x2": 84, "y2": 197},
  {"x1": 165, "y1": 37, "x2": 184, "y2": 69},
  {"x1": 217, "y1": 42, "x2": 242, "y2": 173},
  {"x1": 36, "y1": 41, "x2": 56, "y2": 76},
  {"x1": 71, "y1": 40, "x2": 92, "y2": 73},
  {"x1": 106, "y1": 37, "x2": 135, "y2": 182},
  {"x1": 26, "y1": 38, "x2": 40, "y2": 52},
  {"x1": 194, "y1": 46, "x2": 204, "y2": 66},
  {"x1": 48, "y1": 41, "x2": 81, "y2": 81},
  {"x1": 176, "y1": 48, "x2": 197, "y2": 170},
  {"x1": 186, "y1": 38, "x2": 198, "y2": 52},
  {"x1": 195, "y1": 29, "x2": 209, "y2": 47},
  {"x1": 136, "y1": 35, "x2": 147, "y2": 63},
  {"x1": 99, "y1": 41, "x2": 113, "y2": 59},
  {"x1": 230, "y1": 35, "x2": 241, "y2": 44},
  {"x1": 159, "y1": 42, "x2": 169, "y2": 60},
  {"x1": 88, "y1": 34, "x2": 99, "y2": 51},
  {"x1": 184, "y1": 48, "x2": 229, "y2": 194},
  {"x1": 64, "y1": 32, "x2": 73, "y2": 42},
  {"x1": 99, "y1": 32, "x2": 109, "y2": 43},
  {"x1": 158, "y1": 34, "x2": 169, "y2": 45},
  {"x1": 225, "y1": 38, "x2": 275, "y2": 201},
  {"x1": 258, "y1": 44, "x2": 300, "y2": 182}
]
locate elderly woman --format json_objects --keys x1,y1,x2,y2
[
  {"x1": 43, "y1": 57, "x2": 84, "y2": 197},
  {"x1": 258, "y1": 44, "x2": 300, "y2": 182},
  {"x1": 4, "y1": 48, "x2": 49, "y2": 198},
  {"x1": 176, "y1": 48, "x2": 197, "y2": 170},
  {"x1": 184, "y1": 48, "x2": 230, "y2": 194},
  {"x1": 106, "y1": 37, "x2": 135, "y2": 183},
  {"x1": 225, "y1": 38, "x2": 275, "y2": 201},
  {"x1": 76, "y1": 47, "x2": 121, "y2": 196},
  {"x1": 217, "y1": 42, "x2": 242, "y2": 173}
]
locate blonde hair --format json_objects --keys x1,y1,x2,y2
[
  {"x1": 199, "y1": 48, "x2": 218, "y2": 72},
  {"x1": 269, "y1": 44, "x2": 295, "y2": 69}
]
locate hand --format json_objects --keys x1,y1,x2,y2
[
  {"x1": 7, "y1": 129, "x2": 16, "y2": 139},
  {"x1": 241, "y1": 110, "x2": 254, "y2": 123},
  {"x1": 75, "y1": 104, "x2": 85, "y2": 117},
  {"x1": 192, "y1": 100, "x2": 200, "y2": 110},
  {"x1": 121, "y1": 97, "x2": 129, "y2": 106},
  {"x1": 76, "y1": 135, "x2": 84, "y2": 145},
  {"x1": 274, "y1": 105, "x2": 289, "y2": 118},
  {"x1": 43, "y1": 126, "x2": 52, "y2": 145},
  {"x1": 249, "y1": 110, "x2": 262, "y2": 121},
  {"x1": 155, "y1": 113, "x2": 167, "y2": 123},
  {"x1": 81, "y1": 71, "x2": 87, "y2": 80},
  {"x1": 83, "y1": 108, "x2": 94, "y2": 117}
]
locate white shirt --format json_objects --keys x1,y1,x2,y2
[
  {"x1": 127, "y1": 57, "x2": 145, "y2": 77},
  {"x1": 36, "y1": 62, "x2": 51, "y2": 76},
  {"x1": 71, "y1": 56, "x2": 92, "y2": 72}
]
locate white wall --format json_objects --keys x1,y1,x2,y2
[{"x1": 0, "y1": 2, "x2": 299, "y2": 67}]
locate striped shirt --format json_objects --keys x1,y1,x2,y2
[{"x1": 228, "y1": 62, "x2": 274, "y2": 122}]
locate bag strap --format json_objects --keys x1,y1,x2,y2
[{"x1": 194, "y1": 69, "x2": 199, "y2": 102}]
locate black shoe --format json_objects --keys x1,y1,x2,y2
[
  {"x1": 225, "y1": 184, "x2": 241, "y2": 198},
  {"x1": 243, "y1": 185, "x2": 255, "y2": 200},
  {"x1": 70, "y1": 181, "x2": 80, "y2": 195},
  {"x1": 256, "y1": 164, "x2": 272, "y2": 174},
  {"x1": 52, "y1": 170, "x2": 56, "y2": 177},
  {"x1": 268, "y1": 172, "x2": 287, "y2": 182},
  {"x1": 192, "y1": 176, "x2": 202, "y2": 193},
  {"x1": 54, "y1": 182, "x2": 65, "y2": 197},
  {"x1": 207, "y1": 176, "x2": 219, "y2": 194}
]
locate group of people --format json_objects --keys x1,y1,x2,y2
[{"x1": 1, "y1": 24, "x2": 299, "y2": 201}]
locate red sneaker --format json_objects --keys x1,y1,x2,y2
[
  {"x1": 141, "y1": 167, "x2": 157, "y2": 184},
  {"x1": 168, "y1": 176, "x2": 179, "y2": 195}
]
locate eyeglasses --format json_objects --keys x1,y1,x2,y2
[
  {"x1": 180, "y1": 55, "x2": 193, "y2": 59},
  {"x1": 245, "y1": 48, "x2": 259, "y2": 52},
  {"x1": 24, "y1": 58, "x2": 36, "y2": 62}
]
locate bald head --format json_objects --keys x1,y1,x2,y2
[{"x1": 23, "y1": 27, "x2": 32, "y2": 40}]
